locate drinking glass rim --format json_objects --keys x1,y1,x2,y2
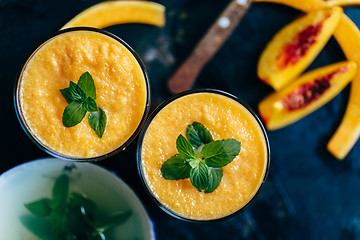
[
  {"x1": 14, "y1": 27, "x2": 151, "y2": 162},
  {"x1": 136, "y1": 88, "x2": 271, "y2": 222}
]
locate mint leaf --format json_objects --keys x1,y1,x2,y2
[
  {"x1": 202, "y1": 139, "x2": 241, "y2": 168},
  {"x1": 79, "y1": 205, "x2": 96, "y2": 228},
  {"x1": 190, "y1": 161, "x2": 209, "y2": 192},
  {"x1": 62, "y1": 232, "x2": 77, "y2": 240},
  {"x1": 89, "y1": 232, "x2": 105, "y2": 240},
  {"x1": 24, "y1": 198, "x2": 52, "y2": 217},
  {"x1": 186, "y1": 122, "x2": 213, "y2": 149},
  {"x1": 88, "y1": 108, "x2": 107, "y2": 138},
  {"x1": 60, "y1": 81, "x2": 84, "y2": 103},
  {"x1": 69, "y1": 192, "x2": 97, "y2": 213},
  {"x1": 62, "y1": 101, "x2": 87, "y2": 127},
  {"x1": 96, "y1": 210, "x2": 132, "y2": 233},
  {"x1": 161, "y1": 154, "x2": 192, "y2": 180},
  {"x1": 50, "y1": 208, "x2": 67, "y2": 236},
  {"x1": 205, "y1": 168, "x2": 223, "y2": 193},
  {"x1": 77, "y1": 72, "x2": 96, "y2": 100},
  {"x1": 83, "y1": 97, "x2": 98, "y2": 112},
  {"x1": 52, "y1": 174, "x2": 69, "y2": 209},
  {"x1": 176, "y1": 134, "x2": 198, "y2": 160}
]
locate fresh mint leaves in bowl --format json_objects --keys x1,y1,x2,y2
[{"x1": 0, "y1": 158, "x2": 154, "y2": 240}]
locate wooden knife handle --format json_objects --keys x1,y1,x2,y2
[{"x1": 168, "y1": 0, "x2": 253, "y2": 94}]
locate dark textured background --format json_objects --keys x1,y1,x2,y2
[{"x1": 2, "y1": 0, "x2": 360, "y2": 239}]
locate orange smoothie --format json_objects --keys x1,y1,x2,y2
[
  {"x1": 139, "y1": 91, "x2": 269, "y2": 220},
  {"x1": 16, "y1": 29, "x2": 148, "y2": 159}
]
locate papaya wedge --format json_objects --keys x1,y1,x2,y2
[
  {"x1": 61, "y1": 1, "x2": 165, "y2": 30},
  {"x1": 257, "y1": 7, "x2": 343, "y2": 91},
  {"x1": 255, "y1": 0, "x2": 360, "y2": 159},
  {"x1": 259, "y1": 61, "x2": 357, "y2": 130},
  {"x1": 254, "y1": 0, "x2": 360, "y2": 8},
  {"x1": 327, "y1": 16, "x2": 360, "y2": 159},
  {"x1": 326, "y1": 0, "x2": 360, "y2": 7}
]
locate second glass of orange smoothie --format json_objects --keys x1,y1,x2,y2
[{"x1": 137, "y1": 89, "x2": 270, "y2": 222}]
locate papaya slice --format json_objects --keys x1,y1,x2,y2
[
  {"x1": 254, "y1": 0, "x2": 360, "y2": 8},
  {"x1": 257, "y1": 7, "x2": 343, "y2": 91},
  {"x1": 327, "y1": 15, "x2": 360, "y2": 159},
  {"x1": 258, "y1": 61, "x2": 357, "y2": 130},
  {"x1": 326, "y1": 0, "x2": 360, "y2": 7},
  {"x1": 61, "y1": 1, "x2": 165, "y2": 30}
]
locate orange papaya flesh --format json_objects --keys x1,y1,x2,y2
[
  {"x1": 258, "y1": 61, "x2": 357, "y2": 130},
  {"x1": 276, "y1": 20, "x2": 324, "y2": 70},
  {"x1": 328, "y1": 15, "x2": 360, "y2": 159},
  {"x1": 61, "y1": 1, "x2": 166, "y2": 30},
  {"x1": 254, "y1": 0, "x2": 360, "y2": 8},
  {"x1": 257, "y1": 7, "x2": 343, "y2": 91},
  {"x1": 326, "y1": 0, "x2": 360, "y2": 7},
  {"x1": 283, "y1": 65, "x2": 351, "y2": 110}
]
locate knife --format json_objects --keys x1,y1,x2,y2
[{"x1": 168, "y1": 0, "x2": 254, "y2": 94}]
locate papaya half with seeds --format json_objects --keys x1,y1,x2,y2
[
  {"x1": 258, "y1": 61, "x2": 357, "y2": 130},
  {"x1": 257, "y1": 7, "x2": 343, "y2": 91}
]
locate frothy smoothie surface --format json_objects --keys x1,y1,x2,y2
[
  {"x1": 140, "y1": 92, "x2": 269, "y2": 220},
  {"x1": 18, "y1": 30, "x2": 147, "y2": 158}
]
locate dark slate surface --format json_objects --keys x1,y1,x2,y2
[{"x1": 2, "y1": 0, "x2": 360, "y2": 239}]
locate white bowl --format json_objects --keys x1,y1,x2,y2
[{"x1": 0, "y1": 158, "x2": 154, "y2": 240}]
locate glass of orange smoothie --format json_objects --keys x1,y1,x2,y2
[
  {"x1": 15, "y1": 27, "x2": 150, "y2": 161},
  {"x1": 137, "y1": 89, "x2": 270, "y2": 221}
]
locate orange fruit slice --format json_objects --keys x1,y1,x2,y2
[
  {"x1": 328, "y1": 15, "x2": 360, "y2": 159},
  {"x1": 326, "y1": 0, "x2": 360, "y2": 7},
  {"x1": 61, "y1": 1, "x2": 165, "y2": 30},
  {"x1": 258, "y1": 61, "x2": 357, "y2": 130},
  {"x1": 257, "y1": 7, "x2": 343, "y2": 91},
  {"x1": 254, "y1": 0, "x2": 360, "y2": 8}
]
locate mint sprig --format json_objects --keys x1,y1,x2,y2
[
  {"x1": 160, "y1": 122, "x2": 241, "y2": 193},
  {"x1": 60, "y1": 72, "x2": 107, "y2": 138}
]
